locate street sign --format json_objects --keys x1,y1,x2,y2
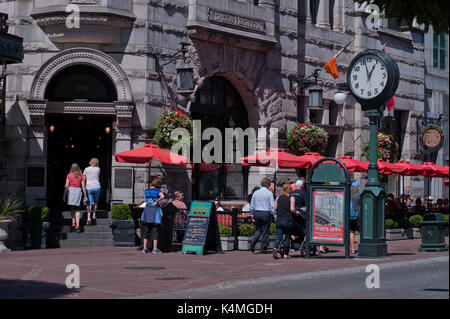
[
  {"x1": 306, "y1": 159, "x2": 351, "y2": 258},
  {"x1": 182, "y1": 201, "x2": 222, "y2": 255}
]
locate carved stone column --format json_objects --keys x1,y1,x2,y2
[
  {"x1": 316, "y1": 0, "x2": 331, "y2": 28},
  {"x1": 26, "y1": 100, "x2": 48, "y2": 206}
]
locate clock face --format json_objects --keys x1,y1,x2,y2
[
  {"x1": 423, "y1": 128, "x2": 442, "y2": 148},
  {"x1": 349, "y1": 54, "x2": 388, "y2": 100}
]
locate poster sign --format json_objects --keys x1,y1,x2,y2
[
  {"x1": 182, "y1": 201, "x2": 221, "y2": 255},
  {"x1": 311, "y1": 188, "x2": 345, "y2": 244}
]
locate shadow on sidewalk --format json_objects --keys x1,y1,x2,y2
[{"x1": 0, "y1": 279, "x2": 76, "y2": 299}]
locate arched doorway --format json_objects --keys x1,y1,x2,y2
[
  {"x1": 45, "y1": 65, "x2": 116, "y2": 211},
  {"x1": 191, "y1": 76, "x2": 249, "y2": 201}
]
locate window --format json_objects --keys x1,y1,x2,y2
[
  {"x1": 433, "y1": 32, "x2": 448, "y2": 70},
  {"x1": 191, "y1": 76, "x2": 249, "y2": 200}
]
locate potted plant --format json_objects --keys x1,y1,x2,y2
[
  {"x1": 219, "y1": 225, "x2": 234, "y2": 251},
  {"x1": 385, "y1": 219, "x2": 402, "y2": 240},
  {"x1": 443, "y1": 214, "x2": 449, "y2": 236},
  {"x1": 153, "y1": 108, "x2": 193, "y2": 150},
  {"x1": 409, "y1": 214, "x2": 423, "y2": 239},
  {"x1": 363, "y1": 132, "x2": 399, "y2": 163},
  {"x1": 109, "y1": 204, "x2": 139, "y2": 246},
  {"x1": 22, "y1": 206, "x2": 49, "y2": 249},
  {"x1": 0, "y1": 197, "x2": 24, "y2": 252},
  {"x1": 238, "y1": 224, "x2": 255, "y2": 250},
  {"x1": 286, "y1": 121, "x2": 329, "y2": 155}
]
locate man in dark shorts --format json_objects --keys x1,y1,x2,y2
[{"x1": 350, "y1": 181, "x2": 362, "y2": 254}]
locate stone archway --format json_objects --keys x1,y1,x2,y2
[
  {"x1": 30, "y1": 47, "x2": 133, "y2": 102},
  {"x1": 25, "y1": 48, "x2": 135, "y2": 208}
]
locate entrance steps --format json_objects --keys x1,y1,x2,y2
[{"x1": 57, "y1": 210, "x2": 113, "y2": 248}]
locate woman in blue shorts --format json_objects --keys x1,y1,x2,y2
[{"x1": 83, "y1": 158, "x2": 101, "y2": 225}]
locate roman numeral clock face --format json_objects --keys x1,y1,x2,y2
[{"x1": 350, "y1": 55, "x2": 387, "y2": 99}]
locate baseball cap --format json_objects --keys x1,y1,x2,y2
[
  {"x1": 295, "y1": 180, "x2": 303, "y2": 188},
  {"x1": 351, "y1": 181, "x2": 360, "y2": 188}
]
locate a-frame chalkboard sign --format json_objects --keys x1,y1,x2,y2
[{"x1": 181, "y1": 201, "x2": 222, "y2": 255}]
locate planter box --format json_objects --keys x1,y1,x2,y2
[
  {"x1": 445, "y1": 226, "x2": 449, "y2": 237},
  {"x1": 386, "y1": 228, "x2": 409, "y2": 241},
  {"x1": 220, "y1": 237, "x2": 235, "y2": 251},
  {"x1": 238, "y1": 235, "x2": 276, "y2": 250},
  {"x1": 412, "y1": 227, "x2": 421, "y2": 239},
  {"x1": 110, "y1": 220, "x2": 139, "y2": 247}
]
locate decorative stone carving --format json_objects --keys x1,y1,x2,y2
[
  {"x1": 70, "y1": 0, "x2": 99, "y2": 4},
  {"x1": 28, "y1": 100, "x2": 47, "y2": 126},
  {"x1": 30, "y1": 48, "x2": 133, "y2": 102},
  {"x1": 207, "y1": 8, "x2": 266, "y2": 34},
  {"x1": 34, "y1": 14, "x2": 132, "y2": 29}
]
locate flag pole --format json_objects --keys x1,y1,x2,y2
[{"x1": 321, "y1": 39, "x2": 353, "y2": 71}]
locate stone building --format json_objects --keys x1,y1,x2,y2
[{"x1": 0, "y1": 0, "x2": 447, "y2": 212}]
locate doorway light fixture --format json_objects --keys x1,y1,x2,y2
[
  {"x1": 154, "y1": 42, "x2": 194, "y2": 96},
  {"x1": 49, "y1": 125, "x2": 55, "y2": 133},
  {"x1": 105, "y1": 126, "x2": 111, "y2": 134}
]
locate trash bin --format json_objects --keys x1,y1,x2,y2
[{"x1": 419, "y1": 213, "x2": 448, "y2": 252}]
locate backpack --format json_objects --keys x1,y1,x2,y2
[{"x1": 350, "y1": 199, "x2": 360, "y2": 220}]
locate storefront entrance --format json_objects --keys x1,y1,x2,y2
[{"x1": 46, "y1": 114, "x2": 113, "y2": 211}]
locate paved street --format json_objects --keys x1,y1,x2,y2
[{"x1": 0, "y1": 239, "x2": 448, "y2": 299}]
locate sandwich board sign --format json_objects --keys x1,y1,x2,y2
[
  {"x1": 182, "y1": 201, "x2": 222, "y2": 255},
  {"x1": 305, "y1": 158, "x2": 351, "y2": 259}
]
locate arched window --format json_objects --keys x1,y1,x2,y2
[
  {"x1": 44, "y1": 65, "x2": 117, "y2": 102},
  {"x1": 191, "y1": 76, "x2": 249, "y2": 200}
]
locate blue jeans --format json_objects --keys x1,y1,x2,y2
[
  {"x1": 274, "y1": 220, "x2": 294, "y2": 256},
  {"x1": 87, "y1": 188, "x2": 101, "y2": 205}
]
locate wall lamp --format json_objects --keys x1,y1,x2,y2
[
  {"x1": 288, "y1": 69, "x2": 323, "y2": 108},
  {"x1": 155, "y1": 42, "x2": 194, "y2": 96}
]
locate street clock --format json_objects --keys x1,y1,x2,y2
[{"x1": 347, "y1": 49, "x2": 399, "y2": 110}]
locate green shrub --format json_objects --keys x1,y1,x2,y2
[
  {"x1": 23, "y1": 206, "x2": 50, "y2": 222},
  {"x1": 396, "y1": 219, "x2": 410, "y2": 229},
  {"x1": 409, "y1": 214, "x2": 423, "y2": 227},
  {"x1": 385, "y1": 219, "x2": 398, "y2": 229},
  {"x1": 239, "y1": 224, "x2": 255, "y2": 237},
  {"x1": 219, "y1": 225, "x2": 232, "y2": 237},
  {"x1": 442, "y1": 214, "x2": 449, "y2": 225},
  {"x1": 111, "y1": 204, "x2": 133, "y2": 220},
  {"x1": 0, "y1": 197, "x2": 24, "y2": 223},
  {"x1": 270, "y1": 223, "x2": 277, "y2": 235}
]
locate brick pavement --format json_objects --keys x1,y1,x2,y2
[{"x1": 0, "y1": 239, "x2": 448, "y2": 299}]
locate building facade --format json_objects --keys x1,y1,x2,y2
[{"x1": 0, "y1": 0, "x2": 447, "y2": 211}]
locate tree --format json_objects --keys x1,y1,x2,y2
[{"x1": 354, "y1": 0, "x2": 449, "y2": 34}]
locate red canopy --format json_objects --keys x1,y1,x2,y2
[
  {"x1": 292, "y1": 152, "x2": 325, "y2": 169},
  {"x1": 376, "y1": 159, "x2": 407, "y2": 175},
  {"x1": 422, "y1": 162, "x2": 449, "y2": 178},
  {"x1": 115, "y1": 144, "x2": 190, "y2": 165},
  {"x1": 445, "y1": 179, "x2": 449, "y2": 187},
  {"x1": 240, "y1": 148, "x2": 306, "y2": 168},
  {"x1": 337, "y1": 156, "x2": 368, "y2": 172},
  {"x1": 395, "y1": 160, "x2": 425, "y2": 176}
]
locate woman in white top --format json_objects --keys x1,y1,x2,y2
[{"x1": 83, "y1": 158, "x2": 101, "y2": 225}]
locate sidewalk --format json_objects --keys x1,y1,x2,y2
[{"x1": 0, "y1": 239, "x2": 448, "y2": 299}]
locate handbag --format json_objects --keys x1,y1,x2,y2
[{"x1": 141, "y1": 206, "x2": 160, "y2": 224}]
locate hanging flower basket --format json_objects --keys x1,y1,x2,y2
[
  {"x1": 153, "y1": 108, "x2": 193, "y2": 150},
  {"x1": 363, "y1": 132, "x2": 399, "y2": 162},
  {"x1": 286, "y1": 122, "x2": 329, "y2": 155}
]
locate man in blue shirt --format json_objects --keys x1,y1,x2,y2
[{"x1": 250, "y1": 178, "x2": 276, "y2": 253}]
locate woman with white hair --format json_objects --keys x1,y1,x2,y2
[{"x1": 83, "y1": 158, "x2": 101, "y2": 225}]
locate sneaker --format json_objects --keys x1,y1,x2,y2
[
  {"x1": 272, "y1": 248, "x2": 278, "y2": 260},
  {"x1": 152, "y1": 248, "x2": 162, "y2": 254},
  {"x1": 250, "y1": 241, "x2": 256, "y2": 253},
  {"x1": 142, "y1": 248, "x2": 151, "y2": 254},
  {"x1": 75, "y1": 227, "x2": 81, "y2": 233}
]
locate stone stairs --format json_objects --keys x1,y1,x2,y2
[{"x1": 57, "y1": 210, "x2": 114, "y2": 248}]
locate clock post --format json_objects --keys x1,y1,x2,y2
[
  {"x1": 346, "y1": 49, "x2": 399, "y2": 258},
  {"x1": 358, "y1": 108, "x2": 387, "y2": 258}
]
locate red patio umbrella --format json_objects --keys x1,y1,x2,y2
[
  {"x1": 115, "y1": 144, "x2": 190, "y2": 187},
  {"x1": 240, "y1": 148, "x2": 306, "y2": 168},
  {"x1": 422, "y1": 162, "x2": 449, "y2": 178},
  {"x1": 292, "y1": 152, "x2": 325, "y2": 169},
  {"x1": 395, "y1": 160, "x2": 425, "y2": 176},
  {"x1": 444, "y1": 180, "x2": 449, "y2": 187},
  {"x1": 337, "y1": 156, "x2": 368, "y2": 172},
  {"x1": 377, "y1": 159, "x2": 407, "y2": 175}
]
